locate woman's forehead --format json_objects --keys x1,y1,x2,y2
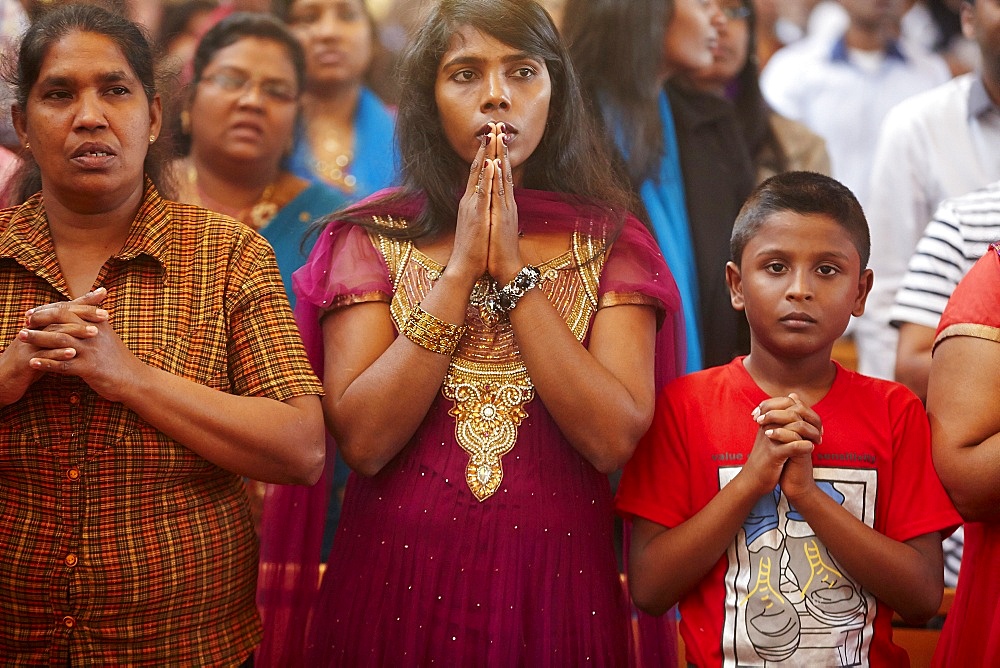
[
  {"x1": 37, "y1": 31, "x2": 134, "y2": 79},
  {"x1": 439, "y1": 25, "x2": 540, "y2": 65}
]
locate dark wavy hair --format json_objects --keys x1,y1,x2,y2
[
  {"x1": 561, "y1": 0, "x2": 672, "y2": 188},
  {"x1": 1, "y1": 3, "x2": 173, "y2": 204},
  {"x1": 727, "y1": 0, "x2": 788, "y2": 177},
  {"x1": 338, "y1": 0, "x2": 636, "y2": 241},
  {"x1": 192, "y1": 12, "x2": 306, "y2": 91}
]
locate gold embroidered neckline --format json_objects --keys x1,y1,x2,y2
[{"x1": 373, "y1": 220, "x2": 605, "y2": 501}]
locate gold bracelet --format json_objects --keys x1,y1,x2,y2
[{"x1": 402, "y1": 303, "x2": 467, "y2": 355}]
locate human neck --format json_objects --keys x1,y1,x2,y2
[
  {"x1": 303, "y1": 82, "x2": 362, "y2": 124},
  {"x1": 844, "y1": 21, "x2": 896, "y2": 53},
  {"x1": 187, "y1": 154, "x2": 279, "y2": 215},
  {"x1": 982, "y1": 69, "x2": 1000, "y2": 110},
  {"x1": 742, "y1": 344, "x2": 838, "y2": 406},
  {"x1": 44, "y1": 184, "x2": 144, "y2": 298},
  {"x1": 44, "y1": 183, "x2": 142, "y2": 247}
]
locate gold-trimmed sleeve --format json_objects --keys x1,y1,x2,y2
[
  {"x1": 321, "y1": 290, "x2": 392, "y2": 314},
  {"x1": 598, "y1": 291, "x2": 666, "y2": 328},
  {"x1": 933, "y1": 322, "x2": 1000, "y2": 354}
]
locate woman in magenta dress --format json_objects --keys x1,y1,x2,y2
[{"x1": 257, "y1": 1, "x2": 683, "y2": 664}]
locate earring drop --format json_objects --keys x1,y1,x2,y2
[{"x1": 23, "y1": 142, "x2": 29, "y2": 150}]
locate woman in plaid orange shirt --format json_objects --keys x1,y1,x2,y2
[{"x1": 0, "y1": 4, "x2": 324, "y2": 664}]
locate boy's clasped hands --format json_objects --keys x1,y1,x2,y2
[{"x1": 745, "y1": 393, "x2": 822, "y2": 502}]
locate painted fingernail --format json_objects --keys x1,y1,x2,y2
[
  {"x1": 751, "y1": 406, "x2": 760, "y2": 419},
  {"x1": 95, "y1": 309, "x2": 109, "y2": 318},
  {"x1": 18, "y1": 329, "x2": 28, "y2": 340},
  {"x1": 86, "y1": 325, "x2": 98, "y2": 335},
  {"x1": 501, "y1": 133, "x2": 509, "y2": 146},
  {"x1": 765, "y1": 429, "x2": 774, "y2": 437}
]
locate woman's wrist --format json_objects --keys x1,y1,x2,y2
[
  {"x1": 439, "y1": 263, "x2": 481, "y2": 294},
  {"x1": 491, "y1": 259, "x2": 527, "y2": 286}
]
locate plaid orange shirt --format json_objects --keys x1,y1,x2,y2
[{"x1": 0, "y1": 182, "x2": 323, "y2": 666}]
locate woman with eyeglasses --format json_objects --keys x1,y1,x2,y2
[
  {"x1": 275, "y1": 0, "x2": 399, "y2": 201},
  {"x1": 172, "y1": 12, "x2": 344, "y2": 306},
  {"x1": 171, "y1": 12, "x2": 343, "y2": 532},
  {"x1": 680, "y1": 0, "x2": 830, "y2": 184}
]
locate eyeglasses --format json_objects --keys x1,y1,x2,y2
[
  {"x1": 722, "y1": 5, "x2": 751, "y2": 20},
  {"x1": 199, "y1": 70, "x2": 298, "y2": 104}
]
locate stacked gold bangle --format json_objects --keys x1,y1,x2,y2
[{"x1": 402, "y1": 303, "x2": 467, "y2": 355}]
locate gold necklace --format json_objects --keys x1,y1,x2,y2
[
  {"x1": 186, "y1": 162, "x2": 279, "y2": 230},
  {"x1": 310, "y1": 131, "x2": 357, "y2": 194}
]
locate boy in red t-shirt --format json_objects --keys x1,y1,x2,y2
[{"x1": 616, "y1": 172, "x2": 961, "y2": 667}]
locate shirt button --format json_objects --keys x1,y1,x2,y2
[
  {"x1": 67, "y1": 468, "x2": 81, "y2": 481},
  {"x1": 63, "y1": 616, "x2": 75, "y2": 628},
  {"x1": 64, "y1": 554, "x2": 78, "y2": 568},
  {"x1": 68, "y1": 393, "x2": 80, "y2": 405}
]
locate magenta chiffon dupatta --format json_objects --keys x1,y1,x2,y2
[{"x1": 255, "y1": 188, "x2": 685, "y2": 666}]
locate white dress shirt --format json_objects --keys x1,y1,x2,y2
[
  {"x1": 858, "y1": 74, "x2": 1000, "y2": 378},
  {"x1": 761, "y1": 33, "x2": 950, "y2": 210}
]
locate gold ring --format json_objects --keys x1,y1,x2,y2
[{"x1": 474, "y1": 184, "x2": 481, "y2": 194}]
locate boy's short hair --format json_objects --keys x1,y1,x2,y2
[{"x1": 730, "y1": 171, "x2": 871, "y2": 270}]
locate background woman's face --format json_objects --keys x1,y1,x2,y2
[
  {"x1": 188, "y1": 37, "x2": 299, "y2": 167},
  {"x1": 662, "y1": 0, "x2": 722, "y2": 79},
  {"x1": 434, "y1": 26, "x2": 551, "y2": 182},
  {"x1": 690, "y1": 0, "x2": 750, "y2": 89},
  {"x1": 287, "y1": 0, "x2": 373, "y2": 89},
  {"x1": 16, "y1": 30, "x2": 161, "y2": 210}
]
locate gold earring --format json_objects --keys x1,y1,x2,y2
[
  {"x1": 149, "y1": 135, "x2": 156, "y2": 143},
  {"x1": 23, "y1": 142, "x2": 29, "y2": 151}
]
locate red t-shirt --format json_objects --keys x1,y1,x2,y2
[
  {"x1": 617, "y1": 358, "x2": 960, "y2": 667},
  {"x1": 932, "y1": 245, "x2": 1000, "y2": 666}
]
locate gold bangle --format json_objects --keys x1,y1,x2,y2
[{"x1": 402, "y1": 303, "x2": 466, "y2": 355}]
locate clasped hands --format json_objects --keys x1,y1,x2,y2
[
  {"x1": 449, "y1": 122, "x2": 524, "y2": 286},
  {"x1": 743, "y1": 393, "x2": 823, "y2": 503},
  {"x1": 0, "y1": 287, "x2": 136, "y2": 405}
]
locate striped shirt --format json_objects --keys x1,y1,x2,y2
[
  {"x1": 890, "y1": 182, "x2": 1000, "y2": 588},
  {"x1": 0, "y1": 182, "x2": 322, "y2": 665},
  {"x1": 891, "y1": 181, "x2": 1000, "y2": 330}
]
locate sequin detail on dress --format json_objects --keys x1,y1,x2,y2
[{"x1": 372, "y1": 220, "x2": 606, "y2": 500}]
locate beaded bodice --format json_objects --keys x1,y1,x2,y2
[{"x1": 372, "y1": 222, "x2": 606, "y2": 500}]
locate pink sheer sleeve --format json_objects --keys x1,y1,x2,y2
[
  {"x1": 292, "y1": 220, "x2": 393, "y2": 373},
  {"x1": 257, "y1": 219, "x2": 392, "y2": 667}
]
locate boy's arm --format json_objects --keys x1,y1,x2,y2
[
  {"x1": 779, "y1": 478, "x2": 945, "y2": 624},
  {"x1": 628, "y1": 396, "x2": 819, "y2": 615},
  {"x1": 629, "y1": 472, "x2": 777, "y2": 616}
]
